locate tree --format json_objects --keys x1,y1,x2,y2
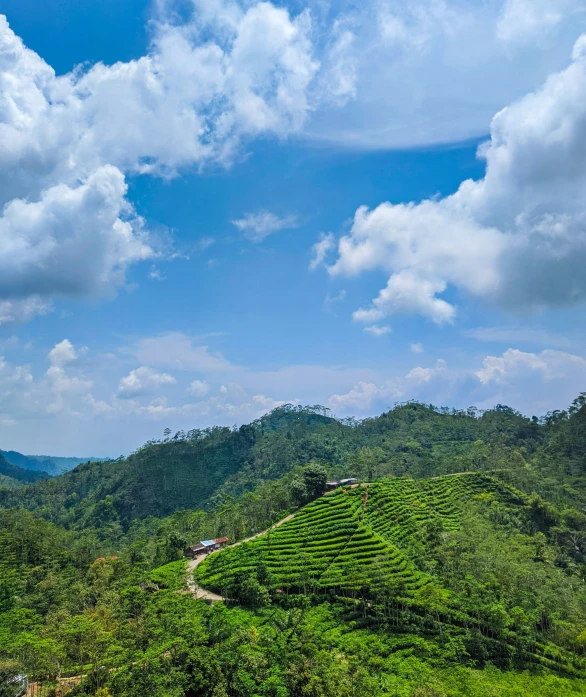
[
  {"x1": 290, "y1": 477, "x2": 307, "y2": 507},
  {"x1": 303, "y1": 462, "x2": 327, "y2": 501}
]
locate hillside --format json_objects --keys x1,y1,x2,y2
[
  {"x1": 0, "y1": 449, "x2": 103, "y2": 475},
  {"x1": 1, "y1": 397, "x2": 586, "y2": 696},
  {"x1": 197, "y1": 472, "x2": 586, "y2": 675},
  {"x1": 1, "y1": 396, "x2": 585, "y2": 535},
  {"x1": 0, "y1": 452, "x2": 49, "y2": 485}
]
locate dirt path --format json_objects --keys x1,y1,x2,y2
[
  {"x1": 186, "y1": 554, "x2": 224, "y2": 601},
  {"x1": 185, "y1": 512, "x2": 297, "y2": 602}
]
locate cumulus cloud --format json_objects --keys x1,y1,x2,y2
[
  {"x1": 0, "y1": 339, "x2": 95, "y2": 423},
  {"x1": 329, "y1": 35, "x2": 586, "y2": 323},
  {"x1": 48, "y1": 339, "x2": 78, "y2": 367},
  {"x1": 410, "y1": 342, "x2": 424, "y2": 353},
  {"x1": 232, "y1": 210, "x2": 298, "y2": 242},
  {"x1": 118, "y1": 366, "x2": 177, "y2": 398},
  {"x1": 476, "y1": 348, "x2": 586, "y2": 385},
  {"x1": 0, "y1": 3, "x2": 318, "y2": 322},
  {"x1": 405, "y1": 359, "x2": 449, "y2": 385},
  {"x1": 0, "y1": 297, "x2": 51, "y2": 326},
  {"x1": 328, "y1": 359, "x2": 451, "y2": 411},
  {"x1": 329, "y1": 380, "x2": 402, "y2": 412},
  {"x1": 0, "y1": 166, "x2": 151, "y2": 302}
]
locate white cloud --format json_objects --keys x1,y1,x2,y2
[
  {"x1": 309, "y1": 232, "x2": 335, "y2": 271},
  {"x1": 188, "y1": 379, "x2": 210, "y2": 397},
  {"x1": 476, "y1": 348, "x2": 586, "y2": 385},
  {"x1": 410, "y1": 342, "x2": 424, "y2": 353},
  {"x1": 0, "y1": 3, "x2": 318, "y2": 322},
  {"x1": 118, "y1": 366, "x2": 177, "y2": 398},
  {"x1": 0, "y1": 297, "x2": 51, "y2": 326},
  {"x1": 364, "y1": 324, "x2": 391, "y2": 336},
  {"x1": 315, "y1": 18, "x2": 358, "y2": 107},
  {"x1": 48, "y1": 339, "x2": 77, "y2": 367},
  {"x1": 405, "y1": 359, "x2": 448, "y2": 385},
  {"x1": 323, "y1": 289, "x2": 346, "y2": 312},
  {"x1": 352, "y1": 270, "x2": 458, "y2": 325},
  {"x1": 0, "y1": 165, "x2": 151, "y2": 313},
  {"x1": 329, "y1": 35, "x2": 586, "y2": 323},
  {"x1": 232, "y1": 210, "x2": 298, "y2": 242}
]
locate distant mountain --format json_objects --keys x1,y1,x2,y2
[
  {"x1": 0, "y1": 452, "x2": 49, "y2": 485},
  {"x1": 0, "y1": 449, "x2": 105, "y2": 476}
]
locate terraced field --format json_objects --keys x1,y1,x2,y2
[
  {"x1": 358, "y1": 472, "x2": 527, "y2": 547},
  {"x1": 196, "y1": 472, "x2": 526, "y2": 598}
]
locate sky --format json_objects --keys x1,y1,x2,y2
[{"x1": 1, "y1": 0, "x2": 586, "y2": 456}]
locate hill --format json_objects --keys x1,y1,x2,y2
[
  {"x1": 0, "y1": 452, "x2": 49, "y2": 485},
  {"x1": 0, "y1": 449, "x2": 104, "y2": 475},
  {"x1": 2, "y1": 396, "x2": 585, "y2": 535},
  {"x1": 1, "y1": 396, "x2": 586, "y2": 695},
  {"x1": 196, "y1": 472, "x2": 586, "y2": 675}
]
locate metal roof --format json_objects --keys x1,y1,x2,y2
[{"x1": 200, "y1": 539, "x2": 216, "y2": 547}]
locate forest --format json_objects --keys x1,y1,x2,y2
[{"x1": 1, "y1": 395, "x2": 586, "y2": 696}]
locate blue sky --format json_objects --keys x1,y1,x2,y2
[{"x1": 1, "y1": 0, "x2": 586, "y2": 455}]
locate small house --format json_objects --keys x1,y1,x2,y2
[
  {"x1": 325, "y1": 477, "x2": 357, "y2": 492},
  {"x1": 184, "y1": 543, "x2": 206, "y2": 559},
  {"x1": 184, "y1": 537, "x2": 229, "y2": 558},
  {"x1": 200, "y1": 539, "x2": 218, "y2": 552}
]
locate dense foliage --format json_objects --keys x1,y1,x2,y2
[{"x1": 1, "y1": 395, "x2": 586, "y2": 695}]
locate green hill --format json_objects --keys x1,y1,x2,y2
[
  {"x1": 197, "y1": 472, "x2": 586, "y2": 675},
  {"x1": 0, "y1": 449, "x2": 103, "y2": 475},
  {"x1": 0, "y1": 453, "x2": 49, "y2": 485},
  {"x1": 1, "y1": 397, "x2": 586, "y2": 695},
  {"x1": 196, "y1": 473, "x2": 524, "y2": 596},
  {"x1": 3, "y1": 396, "x2": 586, "y2": 535}
]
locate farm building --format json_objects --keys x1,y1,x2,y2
[{"x1": 184, "y1": 537, "x2": 229, "y2": 558}]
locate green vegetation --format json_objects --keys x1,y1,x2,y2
[
  {"x1": 1, "y1": 396, "x2": 586, "y2": 695},
  {"x1": 0, "y1": 453, "x2": 49, "y2": 487},
  {"x1": 0, "y1": 449, "x2": 101, "y2": 476}
]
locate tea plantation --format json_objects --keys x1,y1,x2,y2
[
  {"x1": 195, "y1": 473, "x2": 586, "y2": 675},
  {"x1": 196, "y1": 472, "x2": 526, "y2": 597}
]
